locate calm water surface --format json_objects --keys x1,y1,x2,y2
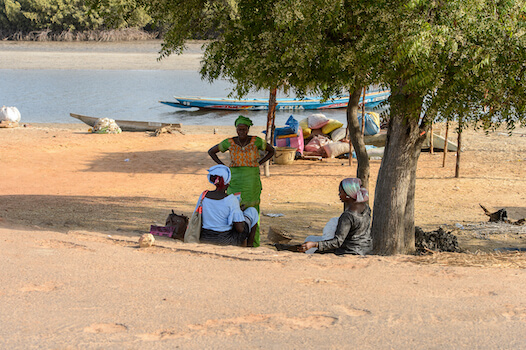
[{"x1": 0, "y1": 69, "x2": 376, "y2": 126}]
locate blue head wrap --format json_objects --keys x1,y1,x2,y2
[{"x1": 208, "y1": 164, "x2": 231, "y2": 185}]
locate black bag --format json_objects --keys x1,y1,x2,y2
[{"x1": 165, "y1": 210, "x2": 189, "y2": 240}]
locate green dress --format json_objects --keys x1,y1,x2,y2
[{"x1": 218, "y1": 136, "x2": 266, "y2": 246}]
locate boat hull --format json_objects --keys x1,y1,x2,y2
[
  {"x1": 70, "y1": 113, "x2": 181, "y2": 132},
  {"x1": 161, "y1": 90, "x2": 390, "y2": 111},
  {"x1": 364, "y1": 131, "x2": 458, "y2": 151}
]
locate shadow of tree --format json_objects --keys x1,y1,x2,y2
[
  {"x1": 0, "y1": 194, "x2": 341, "y2": 244},
  {"x1": 0, "y1": 195, "x2": 192, "y2": 236},
  {"x1": 81, "y1": 148, "x2": 358, "y2": 180},
  {"x1": 83, "y1": 149, "x2": 210, "y2": 174}
]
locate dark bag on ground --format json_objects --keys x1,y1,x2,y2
[{"x1": 165, "y1": 210, "x2": 189, "y2": 240}]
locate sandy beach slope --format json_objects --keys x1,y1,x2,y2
[
  {"x1": 1, "y1": 41, "x2": 526, "y2": 349},
  {"x1": 0, "y1": 40, "x2": 203, "y2": 70}
]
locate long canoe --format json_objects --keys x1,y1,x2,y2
[
  {"x1": 363, "y1": 131, "x2": 457, "y2": 151},
  {"x1": 70, "y1": 113, "x2": 182, "y2": 132},
  {"x1": 160, "y1": 90, "x2": 390, "y2": 111}
]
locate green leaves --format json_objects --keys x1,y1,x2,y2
[{"x1": 0, "y1": 0, "x2": 153, "y2": 33}]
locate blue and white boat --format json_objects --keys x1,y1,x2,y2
[{"x1": 160, "y1": 90, "x2": 390, "y2": 111}]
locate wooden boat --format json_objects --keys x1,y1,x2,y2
[
  {"x1": 160, "y1": 90, "x2": 390, "y2": 111},
  {"x1": 70, "y1": 113, "x2": 182, "y2": 132},
  {"x1": 0, "y1": 120, "x2": 19, "y2": 128},
  {"x1": 422, "y1": 133, "x2": 458, "y2": 152},
  {"x1": 363, "y1": 131, "x2": 457, "y2": 151}
]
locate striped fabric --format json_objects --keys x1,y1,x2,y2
[{"x1": 200, "y1": 223, "x2": 250, "y2": 246}]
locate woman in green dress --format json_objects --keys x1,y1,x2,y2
[{"x1": 208, "y1": 116, "x2": 275, "y2": 247}]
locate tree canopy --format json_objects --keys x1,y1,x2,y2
[
  {"x1": 367, "y1": 0, "x2": 526, "y2": 254},
  {"x1": 0, "y1": 0, "x2": 153, "y2": 35},
  {"x1": 145, "y1": 0, "x2": 526, "y2": 255}
]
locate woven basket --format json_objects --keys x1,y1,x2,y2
[{"x1": 268, "y1": 226, "x2": 293, "y2": 243}]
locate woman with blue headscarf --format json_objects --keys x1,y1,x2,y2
[
  {"x1": 299, "y1": 178, "x2": 372, "y2": 255},
  {"x1": 198, "y1": 164, "x2": 258, "y2": 247},
  {"x1": 208, "y1": 115, "x2": 275, "y2": 247}
]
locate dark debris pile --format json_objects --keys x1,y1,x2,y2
[{"x1": 415, "y1": 226, "x2": 461, "y2": 254}]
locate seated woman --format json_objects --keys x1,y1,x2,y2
[
  {"x1": 299, "y1": 178, "x2": 372, "y2": 255},
  {"x1": 198, "y1": 164, "x2": 257, "y2": 247}
]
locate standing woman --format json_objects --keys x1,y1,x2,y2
[{"x1": 208, "y1": 116, "x2": 275, "y2": 247}]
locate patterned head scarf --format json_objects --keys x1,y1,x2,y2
[
  {"x1": 341, "y1": 178, "x2": 369, "y2": 203},
  {"x1": 235, "y1": 115, "x2": 253, "y2": 127},
  {"x1": 208, "y1": 164, "x2": 231, "y2": 185}
]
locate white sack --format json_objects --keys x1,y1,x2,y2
[
  {"x1": 0, "y1": 106, "x2": 21, "y2": 122},
  {"x1": 307, "y1": 113, "x2": 329, "y2": 129}
]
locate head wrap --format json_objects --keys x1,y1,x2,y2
[
  {"x1": 207, "y1": 164, "x2": 231, "y2": 185},
  {"x1": 341, "y1": 178, "x2": 369, "y2": 203},
  {"x1": 243, "y1": 207, "x2": 259, "y2": 229},
  {"x1": 235, "y1": 115, "x2": 253, "y2": 127}
]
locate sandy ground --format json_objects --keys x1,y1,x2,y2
[
  {"x1": 0, "y1": 40, "x2": 204, "y2": 70},
  {"x1": 1, "y1": 41, "x2": 526, "y2": 349}
]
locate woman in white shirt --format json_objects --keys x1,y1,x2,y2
[{"x1": 198, "y1": 164, "x2": 257, "y2": 247}]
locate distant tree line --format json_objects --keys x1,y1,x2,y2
[{"x1": 0, "y1": 0, "x2": 221, "y2": 40}]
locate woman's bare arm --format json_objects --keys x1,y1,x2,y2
[
  {"x1": 208, "y1": 144, "x2": 224, "y2": 165},
  {"x1": 258, "y1": 142, "x2": 275, "y2": 165}
]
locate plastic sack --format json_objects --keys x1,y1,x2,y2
[
  {"x1": 0, "y1": 106, "x2": 21, "y2": 122},
  {"x1": 271, "y1": 115, "x2": 299, "y2": 138},
  {"x1": 330, "y1": 128, "x2": 347, "y2": 142},
  {"x1": 92, "y1": 118, "x2": 122, "y2": 134},
  {"x1": 299, "y1": 118, "x2": 311, "y2": 138},
  {"x1": 321, "y1": 119, "x2": 344, "y2": 134},
  {"x1": 322, "y1": 217, "x2": 339, "y2": 239},
  {"x1": 357, "y1": 112, "x2": 380, "y2": 136},
  {"x1": 308, "y1": 113, "x2": 329, "y2": 129},
  {"x1": 304, "y1": 135, "x2": 331, "y2": 154},
  {"x1": 323, "y1": 141, "x2": 350, "y2": 158},
  {"x1": 352, "y1": 145, "x2": 385, "y2": 159},
  {"x1": 304, "y1": 216, "x2": 339, "y2": 254}
]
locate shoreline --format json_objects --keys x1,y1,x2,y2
[
  {"x1": 18, "y1": 122, "x2": 268, "y2": 135},
  {"x1": 0, "y1": 40, "x2": 205, "y2": 70}
]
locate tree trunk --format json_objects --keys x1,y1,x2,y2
[
  {"x1": 371, "y1": 92, "x2": 427, "y2": 255},
  {"x1": 263, "y1": 87, "x2": 277, "y2": 177},
  {"x1": 346, "y1": 87, "x2": 370, "y2": 190}
]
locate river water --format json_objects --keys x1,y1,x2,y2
[{"x1": 0, "y1": 68, "x2": 379, "y2": 126}]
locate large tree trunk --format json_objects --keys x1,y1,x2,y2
[
  {"x1": 263, "y1": 87, "x2": 277, "y2": 177},
  {"x1": 371, "y1": 91, "x2": 427, "y2": 255},
  {"x1": 346, "y1": 87, "x2": 370, "y2": 190}
]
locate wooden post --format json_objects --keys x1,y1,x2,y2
[
  {"x1": 442, "y1": 120, "x2": 449, "y2": 168},
  {"x1": 264, "y1": 87, "x2": 278, "y2": 177},
  {"x1": 355, "y1": 87, "x2": 365, "y2": 167},
  {"x1": 455, "y1": 119, "x2": 462, "y2": 178},
  {"x1": 346, "y1": 124, "x2": 352, "y2": 166},
  {"x1": 429, "y1": 123, "x2": 434, "y2": 155},
  {"x1": 361, "y1": 87, "x2": 366, "y2": 135}
]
